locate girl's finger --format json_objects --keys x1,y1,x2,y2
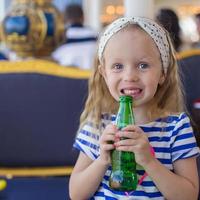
[
  {"x1": 104, "y1": 123, "x2": 118, "y2": 133},
  {"x1": 101, "y1": 144, "x2": 115, "y2": 151},
  {"x1": 115, "y1": 138, "x2": 136, "y2": 147},
  {"x1": 122, "y1": 125, "x2": 143, "y2": 133},
  {"x1": 115, "y1": 130, "x2": 140, "y2": 139},
  {"x1": 115, "y1": 145, "x2": 135, "y2": 152},
  {"x1": 102, "y1": 134, "x2": 115, "y2": 143}
]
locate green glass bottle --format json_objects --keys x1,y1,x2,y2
[{"x1": 109, "y1": 95, "x2": 138, "y2": 191}]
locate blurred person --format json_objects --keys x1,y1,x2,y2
[
  {"x1": 193, "y1": 13, "x2": 200, "y2": 48},
  {"x1": 156, "y1": 8, "x2": 182, "y2": 52},
  {"x1": 51, "y1": 4, "x2": 98, "y2": 70}
]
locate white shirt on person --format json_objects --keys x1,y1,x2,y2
[{"x1": 52, "y1": 24, "x2": 97, "y2": 70}]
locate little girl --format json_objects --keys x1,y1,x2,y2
[{"x1": 69, "y1": 17, "x2": 199, "y2": 199}]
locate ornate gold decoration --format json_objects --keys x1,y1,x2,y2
[
  {"x1": 1, "y1": 0, "x2": 64, "y2": 58},
  {"x1": 0, "y1": 59, "x2": 91, "y2": 79}
]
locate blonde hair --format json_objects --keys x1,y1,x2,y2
[{"x1": 79, "y1": 25, "x2": 185, "y2": 129}]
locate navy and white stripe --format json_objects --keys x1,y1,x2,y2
[{"x1": 73, "y1": 112, "x2": 199, "y2": 199}]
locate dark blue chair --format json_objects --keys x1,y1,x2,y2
[
  {"x1": 197, "y1": 155, "x2": 200, "y2": 200},
  {"x1": 177, "y1": 50, "x2": 200, "y2": 200},
  {"x1": 0, "y1": 60, "x2": 90, "y2": 200},
  {"x1": 177, "y1": 49, "x2": 200, "y2": 114},
  {"x1": 0, "y1": 177, "x2": 69, "y2": 200},
  {"x1": 177, "y1": 49, "x2": 200, "y2": 146}
]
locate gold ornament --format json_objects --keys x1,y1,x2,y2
[{"x1": 1, "y1": 0, "x2": 64, "y2": 58}]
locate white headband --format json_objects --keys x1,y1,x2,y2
[{"x1": 98, "y1": 17, "x2": 170, "y2": 74}]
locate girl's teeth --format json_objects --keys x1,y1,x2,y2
[{"x1": 124, "y1": 89, "x2": 140, "y2": 95}]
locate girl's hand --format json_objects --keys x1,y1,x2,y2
[
  {"x1": 114, "y1": 125, "x2": 155, "y2": 167},
  {"x1": 99, "y1": 123, "x2": 117, "y2": 165}
]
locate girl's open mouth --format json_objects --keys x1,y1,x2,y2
[{"x1": 121, "y1": 88, "x2": 143, "y2": 99}]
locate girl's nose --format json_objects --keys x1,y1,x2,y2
[{"x1": 124, "y1": 68, "x2": 139, "y2": 82}]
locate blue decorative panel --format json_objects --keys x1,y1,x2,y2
[
  {"x1": 44, "y1": 13, "x2": 55, "y2": 36},
  {"x1": 4, "y1": 16, "x2": 30, "y2": 35}
]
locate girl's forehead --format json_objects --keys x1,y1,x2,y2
[
  {"x1": 109, "y1": 25, "x2": 151, "y2": 40},
  {"x1": 104, "y1": 25, "x2": 155, "y2": 48},
  {"x1": 103, "y1": 26, "x2": 160, "y2": 57}
]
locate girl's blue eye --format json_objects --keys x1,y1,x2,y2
[
  {"x1": 138, "y1": 63, "x2": 149, "y2": 70},
  {"x1": 113, "y1": 63, "x2": 123, "y2": 70}
]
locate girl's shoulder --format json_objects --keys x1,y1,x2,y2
[
  {"x1": 158, "y1": 112, "x2": 189, "y2": 123},
  {"x1": 153, "y1": 112, "x2": 191, "y2": 133},
  {"x1": 141, "y1": 112, "x2": 191, "y2": 132}
]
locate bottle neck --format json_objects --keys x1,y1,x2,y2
[{"x1": 116, "y1": 101, "x2": 135, "y2": 129}]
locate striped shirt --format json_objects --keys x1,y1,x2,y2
[{"x1": 74, "y1": 112, "x2": 199, "y2": 199}]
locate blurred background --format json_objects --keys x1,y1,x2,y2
[
  {"x1": 1, "y1": 0, "x2": 200, "y2": 45},
  {"x1": 0, "y1": 0, "x2": 200, "y2": 200},
  {"x1": 1, "y1": 0, "x2": 200, "y2": 57}
]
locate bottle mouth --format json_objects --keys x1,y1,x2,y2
[{"x1": 119, "y1": 95, "x2": 133, "y2": 103}]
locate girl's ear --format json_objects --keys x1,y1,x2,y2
[
  {"x1": 159, "y1": 73, "x2": 165, "y2": 85},
  {"x1": 98, "y1": 65, "x2": 106, "y2": 78}
]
